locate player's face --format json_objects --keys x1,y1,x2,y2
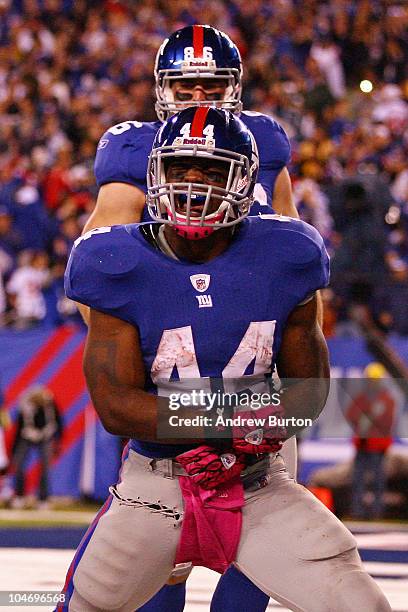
[
  {"x1": 171, "y1": 79, "x2": 228, "y2": 103},
  {"x1": 166, "y1": 157, "x2": 229, "y2": 216}
]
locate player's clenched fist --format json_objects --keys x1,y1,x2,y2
[
  {"x1": 232, "y1": 404, "x2": 286, "y2": 455},
  {"x1": 176, "y1": 445, "x2": 246, "y2": 490}
]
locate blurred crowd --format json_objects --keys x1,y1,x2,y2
[{"x1": 0, "y1": 0, "x2": 407, "y2": 334}]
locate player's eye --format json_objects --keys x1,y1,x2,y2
[
  {"x1": 205, "y1": 92, "x2": 223, "y2": 101},
  {"x1": 175, "y1": 91, "x2": 193, "y2": 101},
  {"x1": 167, "y1": 164, "x2": 189, "y2": 180},
  {"x1": 174, "y1": 87, "x2": 225, "y2": 102},
  {"x1": 205, "y1": 169, "x2": 227, "y2": 184}
]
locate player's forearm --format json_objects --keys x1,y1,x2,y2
[
  {"x1": 83, "y1": 346, "x2": 205, "y2": 441},
  {"x1": 86, "y1": 380, "x2": 158, "y2": 439},
  {"x1": 278, "y1": 376, "x2": 329, "y2": 439},
  {"x1": 84, "y1": 183, "x2": 146, "y2": 233},
  {"x1": 272, "y1": 168, "x2": 298, "y2": 218},
  {"x1": 278, "y1": 330, "x2": 329, "y2": 437},
  {"x1": 276, "y1": 300, "x2": 330, "y2": 437},
  {"x1": 76, "y1": 303, "x2": 90, "y2": 326},
  {"x1": 86, "y1": 382, "x2": 207, "y2": 443}
]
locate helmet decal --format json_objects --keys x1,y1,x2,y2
[{"x1": 193, "y1": 24, "x2": 204, "y2": 57}]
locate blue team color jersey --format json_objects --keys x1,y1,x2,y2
[
  {"x1": 65, "y1": 215, "x2": 329, "y2": 458},
  {"x1": 94, "y1": 112, "x2": 290, "y2": 217}
]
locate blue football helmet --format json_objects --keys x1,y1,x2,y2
[
  {"x1": 155, "y1": 25, "x2": 243, "y2": 121},
  {"x1": 146, "y1": 107, "x2": 259, "y2": 240}
]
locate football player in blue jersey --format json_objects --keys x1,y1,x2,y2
[
  {"x1": 79, "y1": 24, "x2": 302, "y2": 612},
  {"x1": 88, "y1": 24, "x2": 297, "y2": 237},
  {"x1": 60, "y1": 108, "x2": 390, "y2": 612}
]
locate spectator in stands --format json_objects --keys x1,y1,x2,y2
[
  {"x1": 42, "y1": 147, "x2": 73, "y2": 211},
  {"x1": 372, "y1": 84, "x2": 408, "y2": 126},
  {"x1": 346, "y1": 363, "x2": 395, "y2": 519},
  {"x1": 310, "y1": 34, "x2": 346, "y2": 100},
  {"x1": 11, "y1": 178, "x2": 57, "y2": 251},
  {"x1": 11, "y1": 385, "x2": 62, "y2": 509},
  {"x1": 391, "y1": 161, "x2": 408, "y2": 206},
  {"x1": 6, "y1": 250, "x2": 50, "y2": 329},
  {"x1": 293, "y1": 174, "x2": 333, "y2": 245},
  {"x1": 0, "y1": 205, "x2": 23, "y2": 259}
]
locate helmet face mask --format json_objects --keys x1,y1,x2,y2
[
  {"x1": 155, "y1": 25, "x2": 243, "y2": 121},
  {"x1": 147, "y1": 107, "x2": 259, "y2": 240}
]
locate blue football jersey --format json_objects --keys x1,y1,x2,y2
[
  {"x1": 66, "y1": 216, "x2": 329, "y2": 458},
  {"x1": 94, "y1": 120, "x2": 161, "y2": 192},
  {"x1": 94, "y1": 112, "x2": 290, "y2": 214},
  {"x1": 240, "y1": 111, "x2": 291, "y2": 213}
]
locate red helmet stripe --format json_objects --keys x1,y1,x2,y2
[
  {"x1": 193, "y1": 24, "x2": 204, "y2": 58},
  {"x1": 190, "y1": 107, "x2": 210, "y2": 137}
]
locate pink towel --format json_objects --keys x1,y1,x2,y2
[
  {"x1": 174, "y1": 446, "x2": 246, "y2": 573},
  {"x1": 174, "y1": 475, "x2": 244, "y2": 574}
]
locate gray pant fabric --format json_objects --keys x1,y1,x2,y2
[
  {"x1": 66, "y1": 450, "x2": 391, "y2": 612},
  {"x1": 279, "y1": 436, "x2": 297, "y2": 480}
]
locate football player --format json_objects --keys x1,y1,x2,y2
[
  {"x1": 87, "y1": 25, "x2": 297, "y2": 270},
  {"x1": 59, "y1": 108, "x2": 390, "y2": 612},
  {"x1": 82, "y1": 25, "x2": 301, "y2": 612}
]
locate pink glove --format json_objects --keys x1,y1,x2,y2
[
  {"x1": 232, "y1": 404, "x2": 286, "y2": 455},
  {"x1": 176, "y1": 445, "x2": 246, "y2": 490}
]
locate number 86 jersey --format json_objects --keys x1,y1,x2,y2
[{"x1": 65, "y1": 215, "x2": 329, "y2": 456}]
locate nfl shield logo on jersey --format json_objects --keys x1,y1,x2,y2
[{"x1": 190, "y1": 274, "x2": 211, "y2": 292}]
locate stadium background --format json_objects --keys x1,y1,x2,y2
[{"x1": 0, "y1": 0, "x2": 407, "y2": 610}]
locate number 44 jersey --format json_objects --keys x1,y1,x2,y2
[{"x1": 65, "y1": 215, "x2": 329, "y2": 456}]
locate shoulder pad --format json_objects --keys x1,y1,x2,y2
[
  {"x1": 65, "y1": 225, "x2": 141, "y2": 312},
  {"x1": 73, "y1": 226, "x2": 139, "y2": 275},
  {"x1": 249, "y1": 216, "x2": 329, "y2": 296},
  {"x1": 257, "y1": 214, "x2": 326, "y2": 265},
  {"x1": 240, "y1": 112, "x2": 290, "y2": 169},
  {"x1": 94, "y1": 120, "x2": 161, "y2": 189},
  {"x1": 240, "y1": 111, "x2": 285, "y2": 133}
]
